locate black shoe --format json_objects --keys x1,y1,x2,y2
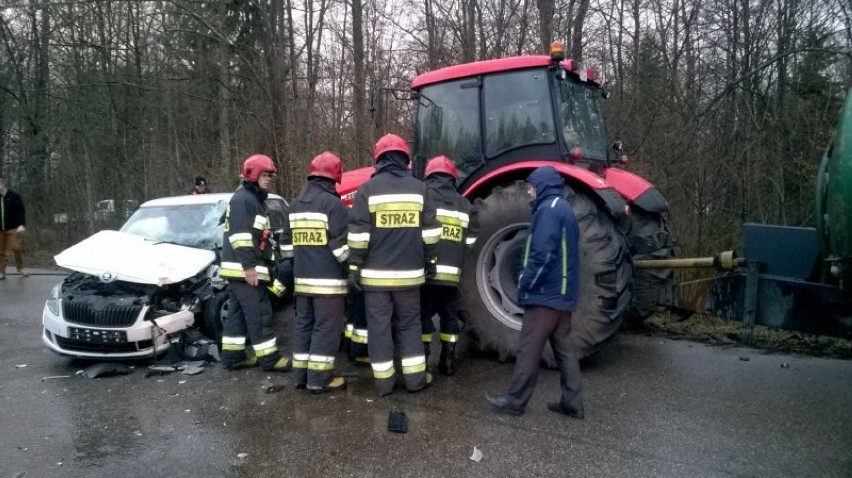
[
  {"x1": 438, "y1": 342, "x2": 456, "y2": 376},
  {"x1": 485, "y1": 393, "x2": 524, "y2": 416},
  {"x1": 547, "y1": 401, "x2": 585, "y2": 419}
]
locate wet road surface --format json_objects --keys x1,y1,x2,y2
[{"x1": 1, "y1": 270, "x2": 851, "y2": 477}]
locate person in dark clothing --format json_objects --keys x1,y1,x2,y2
[
  {"x1": 219, "y1": 154, "x2": 290, "y2": 372},
  {"x1": 0, "y1": 177, "x2": 27, "y2": 279},
  {"x1": 347, "y1": 133, "x2": 443, "y2": 396},
  {"x1": 279, "y1": 151, "x2": 349, "y2": 393},
  {"x1": 486, "y1": 165, "x2": 584, "y2": 418},
  {"x1": 420, "y1": 156, "x2": 479, "y2": 375},
  {"x1": 189, "y1": 176, "x2": 209, "y2": 195}
]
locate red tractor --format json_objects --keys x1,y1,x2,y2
[{"x1": 339, "y1": 46, "x2": 673, "y2": 362}]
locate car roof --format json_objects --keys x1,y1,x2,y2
[{"x1": 139, "y1": 192, "x2": 287, "y2": 208}]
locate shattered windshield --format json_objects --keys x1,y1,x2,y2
[
  {"x1": 121, "y1": 202, "x2": 228, "y2": 249},
  {"x1": 557, "y1": 77, "x2": 608, "y2": 160}
]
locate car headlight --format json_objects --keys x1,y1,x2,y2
[{"x1": 46, "y1": 283, "x2": 62, "y2": 315}]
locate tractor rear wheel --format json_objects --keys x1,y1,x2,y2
[
  {"x1": 458, "y1": 180, "x2": 633, "y2": 361},
  {"x1": 625, "y1": 210, "x2": 674, "y2": 324}
]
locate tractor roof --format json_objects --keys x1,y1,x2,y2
[{"x1": 411, "y1": 55, "x2": 599, "y2": 89}]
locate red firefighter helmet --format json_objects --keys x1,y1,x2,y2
[
  {"x1": 308, "y1": 151, "x2": 344, "y2": 183},
  {"x1": 241, "y1": 154, "x2": 276, "y2": 182},
  {"x1": 425, "y1": 155, "x2": 459, "y2": 179},
  {"x1": 372, "y1": 133, "x2": 411, "y2": 161}
]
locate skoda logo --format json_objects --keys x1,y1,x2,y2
[{"x1": 100, "y1": 271, "x2": 116, "y2": 283}]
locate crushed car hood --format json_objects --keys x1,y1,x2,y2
[{"x1": 55, "y1": 230, "x2": 216, "y2": 285}]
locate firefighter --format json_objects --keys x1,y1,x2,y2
[
  {"x1": 348, "y1": 133, "x2": 443, "y2": 396},
  {"x1": 420, "y1": 156, "x2": 479, "y2": 376},
  {"x1": 279, "y1": 152, "x2": 349, "y2": 393},
  {"x1": 219, "y1": 154, "x2": 290, "y2": 372}
]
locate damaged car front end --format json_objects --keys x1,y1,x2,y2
[{"x1": 42, "y1": 193, "x2": 288, "y2": 360}]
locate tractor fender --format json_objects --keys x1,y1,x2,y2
[
  {"x1": 463, "y1": 161, "x2": 629, "y2": 221},
  {"x1": 602, "y1": 167, "x2": 669, "y2": 213}
]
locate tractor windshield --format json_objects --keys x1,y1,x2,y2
[
  {"x1": 414, "y1": 78, "x2": 484, "y2": 181},
  {"x1": 556, "y1": 76, "x2": 608, "y2": 160}
]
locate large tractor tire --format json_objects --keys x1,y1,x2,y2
[
  {"x1": 459, "y1": 180, "x2": 633, "y2": 361},
  {"x1": 625, "y1": 210, "x2": 674, "y2": 324}
]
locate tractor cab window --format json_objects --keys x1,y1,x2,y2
[
  {"x1": 557, "y1": 77, "x2": 608, "y2": 160},
  {"x1": 483, "y1": 69, "x2": 556, "y2": 157},
  {"x1": 414, "y1": 79, "x2": 483, "y2": 182}
]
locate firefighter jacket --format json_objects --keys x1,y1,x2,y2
[
  {"x1": 517, "y1": 166, "x2": 579, "y2": 312},
  {"x1": 348, "y1": 153, "x2": 442, "y2": 290},
  {"x1": 279, "y1": 178, "x2": 350, "y2": 296},
  {"x1": 0, "y1": 188, "x2": 25, "y2": 231},
  {"x1": 220, "y1": 183, "x2": 277, "y2": 285},
  {"x1": 424, "y1": 174, "x2": 480, "y2": 286}
]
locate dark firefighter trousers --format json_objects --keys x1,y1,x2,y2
[
  {"x1": 420, "y1": 284, "x2": 461, "y2": 346},
  {"x1": 292, "y1": 295, "x2": 346, "y2": 389},
  {"x1": 346, "y1": 289, "x2": 370, "y2": 362},
  {"x1": 365, "y1": 289, "x2": 428, "y2": 395},
  {"x1": 506, "y1": 306, "x2": 584, "y2": 412},
  {"x1": 222, "y1": 281, "x2": 280, "y2": 370}
]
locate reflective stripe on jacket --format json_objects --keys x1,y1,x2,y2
[
  {"x1": 279, "y1": 178, "x2": 349, "y2": 296},
  {"x1": 424, "y1": 174, "x2": 480, "y2": 286},
  {"x1": 220, "y1": 183, "x2": 276, "y2": 284},
  {"x1": 348, "y1": 157, "x2": 441, "y2": 290}
]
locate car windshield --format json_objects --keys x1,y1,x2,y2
[{"x1": 120, "y1": 201, "x2": 228, "y2": 249}]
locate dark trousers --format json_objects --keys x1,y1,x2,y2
[
  {"x1": 506, "y1": 306, "x2": 583, "y2": 412},
  {"x1": 222, "y1": 281, "x2": 280, "y2": 369},
  {"x1": 346, "y1": 290, "x2": 369, "y2": 361},
  {"x1": 420, "y1": 284, "x2": 460, "y2": 343},
  {"x1": 365, "y1": 289, "x2": 427, "y2": 395},
  {"x1": 292, "y1": 295, "x2": 346, "y2": 388}
]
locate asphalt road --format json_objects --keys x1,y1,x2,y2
[{"x1": 1, "y1": 270, "x2": 851, "y2": 477}]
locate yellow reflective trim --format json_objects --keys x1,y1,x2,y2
[
  {"x1": 292, "y1": 360, "x2": 308, "y2": 369},
  {"x1": 292, "y1": 228, "x2": 328, "y2": 246},
  {"x1": 221, "y1": 343, "x2": 245, "y2": 351},
  {"x1": 222, "y1": 336, "x2": 246, "y2": 345},
  {"x1": 369, "y1": 202, "x2": 423, "y2": 213},
  {"x1": 308, "y1": 361, "x2": 335, "y2": 371},
  {"x1": 291, "y1": 219, "x2": 328, "y2": 229},
  {"x1": 376, "y1": 210, "x2": 419, "y2": 228},
  {"x1": 422, "y1": 334, "x2": 433, "y2": 343},
  {"x1": 267, "y1": 280, "x2": 287, "y2": 297},
  {"x1": 433, "y1": 273, "x2": 460, "y2": 283},
  {"x1": 294, "y1": 284, "x2": 348, "y2": 295},
  {"x1": 253, "y1": 215, "x2": 269, "y2": 230},
  {"x1": 373, "y1": 367, "x2": 395, "y2": 379},
  {"x1": 402, "y1": 362, "x2": 426, "y2": 374},
  {"x1": 361, "y1": 276, "x2": 425, "y2": 287},
  {"x1": 254, "y1": 345, "x2": 279, "y2": 357},
  {"x1": 440, "y1": 333, "x2": 459, "y2": 343},
  {"x1": 231, "y1": 240, "x2": 254, "y2": 249},
  {"x1": 348, "y1": 240, "x2": 369, "y2": 249}
]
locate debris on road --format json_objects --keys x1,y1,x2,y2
[
  {"x1": 237, "y1": 452, "x2": 249, "y2": 459},
  {"x1": 78, "y1": 363, "x2": 134, "y2": 378},
  {"x1": 739, "y1": 356, "x2": 750, "y2": 362},
  {"x1": 470, "y1": 447, "x2": 483, "y2": 463},
  {"x1": 262, "y1": 384, "x2": 286, "y2": 394},
  {"x1": 15, "y1": 364, "x2": 27, "y2": 368},
  {"x1": 781, "y1": 363, "x2": 790, "y2": 368},
  {"x1": 41, "y1": 375, "x2": 70, "y2": 381},
  {"x1": 388, "y1": 408, "x2": 407, "y2": 433}
]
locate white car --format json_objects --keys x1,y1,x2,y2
[{"x1": 42, "y1": 192, "x2": 289, "y2": 359}]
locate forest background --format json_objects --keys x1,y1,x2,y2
[{"x1": 0, "y1": 0, "x2": 849, "y2": 258}]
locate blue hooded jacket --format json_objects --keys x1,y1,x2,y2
[{"x1": 517, "y1": 166, "x2": 580, "y2": 312}]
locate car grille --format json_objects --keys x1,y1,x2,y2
[
  {"x1": 63, "y1": 302, "x2": 142, "y2": 327},
  {"x1": 55, "y1": 337, "x2": 154, "y2": 353}
]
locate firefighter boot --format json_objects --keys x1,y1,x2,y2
[
  {"x1": 227, "y1": 355, "x2": 258, "y2": 370},
  {"x1": 269, "y1": 356, "x2": 292, "y2": 372},
  {"x1": 423, "y1": 342, "x2": 431, "y2": 367},
  {"x1": 438, "y1": 341, "x2": 456, "y2": 376},
  {"x1": 309, "y1": 376, "x2": 347, "y2": 394}
]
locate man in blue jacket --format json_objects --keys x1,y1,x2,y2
[{"x1": 486, "y1": 166, "x2": 585, "y2": 418}]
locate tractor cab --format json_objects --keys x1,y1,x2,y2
[{"x1": 410, "y1": 54, "x2": 610, "y2": 189}]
